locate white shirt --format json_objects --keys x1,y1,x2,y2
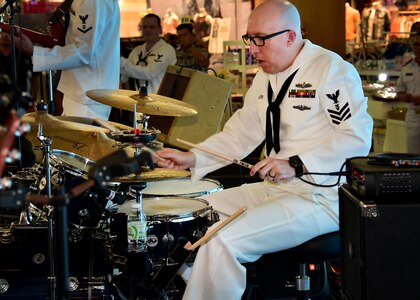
[
  {"x1": 120, "y1": 39, "x2": 176, "y2": 94},
  {"x1": 192, "y1": 40, "x2": 373, "y2": 186},
  {"x1": 396, "y1": 59, "x2": 420, "y2": 110},
  {"x1": 32, "y1": 0, "x2": 120, "y2": 119}
]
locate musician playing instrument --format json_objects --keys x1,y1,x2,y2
[
  {"x1": 156, "y1": 1, "x2": 373, "y2": 299},
  {"x1": 14, "y1": 0, "x2": 120, "y2": 120}
]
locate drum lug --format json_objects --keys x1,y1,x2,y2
[
  {"x1": 162, "y1": 233, "x2": 175, "y2": 248},
  {"x1": 210, "y1": 210, "x2": 220, "y2": 226},
  {"x1": 51, "y1": 171, "x2": 65, "y2": 187}
]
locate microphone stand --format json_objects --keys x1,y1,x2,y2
[
  {"x1": 1, "y1": 0, "x2": 22, "y2": 168},
  {"x1": 52, "y1": 188, "x2": 70, "y2": 300},
  {"x1": 0, "y1": 0, "x2": 19, "y2": 90}
]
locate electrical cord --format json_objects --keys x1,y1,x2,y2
[{"x1": 296, "y1": 156, "x2": 369, "y2": 188}]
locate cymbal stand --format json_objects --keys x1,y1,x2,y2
[
  {"x1": 33, "y1": 100, "x2": 62, "y2": 299},
  {"x1": 47, "y1": 71, "x2": 56, "y2": 115},
  {"x1": 132, "y1": 104, "x2": 150, "y2": 156},
  {"x1": 34, "y1": 121, "x2": 58, "y2": 300}
]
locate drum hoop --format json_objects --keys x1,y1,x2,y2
[
  {"x1": 144, "y1": 197, "x2": 211, "y2": 222},
  {"x1": 50, "y1": 149, "x2": 95, "y2": 178},
  {"x1": 142, "y1": 178, "x2": 223, "y2": 198}
]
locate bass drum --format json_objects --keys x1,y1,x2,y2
[{"x1": 114, "y1": 197, "x2": 217, "y2": 261}]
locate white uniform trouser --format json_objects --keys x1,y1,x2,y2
[
  {"x1": 62, "y1": 95, "x2": 111, "y2": 120},
  {"x1": 405, "y1": 109, "x2": 420, "y2": 154},
  {"x1": 182, "y1": 179, "x2": 339, "y2": 300}
]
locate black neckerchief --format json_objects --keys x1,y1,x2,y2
[
  {"x1": 266, "y1": 69, "x2": 299, "y2": 154},
  {"x1": 134, "y1": 50, "x2": 150, "y2": 90}
]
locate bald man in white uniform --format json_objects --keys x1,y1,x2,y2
[{"x1": 156, "y1": 1, "x2": 373, "y2": 299}]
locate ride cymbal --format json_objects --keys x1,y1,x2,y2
[{"x1": 86, "y1": 89, "x2": 198, "y2": 117}]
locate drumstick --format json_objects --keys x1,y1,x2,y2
[
  {"x1": 176, "y1": 138, "x2": 254, "y2": 169},
  {"x1": 184, "y1": 206, "x2": 247, "y2": 251}
]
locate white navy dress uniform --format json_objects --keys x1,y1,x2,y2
[
  {"x1": 395, "y1": 59, "x2": 420, "y2": 154},
  {"x1": 120, "y1": 39, "x2": 176, "y2": 93},
  {"x1": 182, "y1": 40, "x2": 373, "y2": 300},
  {"x1": 32, "y1": 0, "x2": 120, "y2": 120}
]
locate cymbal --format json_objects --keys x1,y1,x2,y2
[
  {"x1": 22, "y1": 112, "x2": 110, "y2": 133},
  {"x1": 23, "y1": 112, "x2": 137, "y2": 161},
  {"x1": 86, "y1": 89, "x2": 198, "y2": 117},
  {"x1": 56, "y1": 115, "x2": 134, "y2": 131},
  {"x1": 110, "y1": 167, "x2": 191, "y2": 182}
]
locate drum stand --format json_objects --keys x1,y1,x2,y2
[{"x1": 33, "y1": 103, "x2": 70, "y2": 299}]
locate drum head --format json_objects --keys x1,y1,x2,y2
[
  {"x1": 141, "y1": 178, "x2": 222, "y2": 198},
  {"x1": 50, "y1": 149, "x2": 95, "y2": 176},
  {"x1": 117, "y1": 197, "x2": 210, "y2": 222}
]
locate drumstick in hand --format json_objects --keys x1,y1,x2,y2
[
  {"x1": 176, "y1": 138, "x2": 254, "y2": 169},
  {"x1": 184, "y1": 206, "x2": 247, "y2": 251}
]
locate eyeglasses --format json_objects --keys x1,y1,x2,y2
[{"x1": 242, "y1": 29, "x2": 291, "y2": 47}]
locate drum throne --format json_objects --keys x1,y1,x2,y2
[{"x1": 242, "y1": 231, "x2": 340, "y2": 300}]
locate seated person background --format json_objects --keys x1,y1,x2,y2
[
  {"x1": 120, "y1": 13, "x2": 176, "y2": 94},
  {"x1": 175, "y1": 16, "x2": 210, "y2": 70}
]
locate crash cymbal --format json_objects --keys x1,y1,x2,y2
[
  {"x1": 57, "y1": 115, "x2": 134, "y2": 131},
  {"x1": 111, "y1": 167, "x2": 191, "y2": 182},
  {"x1": 22, "y1": 112, "x2": 110, "y2": 133},
  {"x1": 86, "y1": 89, "x2": 198, "y2": 117},
  {"x1": 25, "y1": 128, "x2": 131, "y2": 162}
]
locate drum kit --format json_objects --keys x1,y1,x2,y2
[{"x1": 0, "y1": 88, "x2": 222, "y2": 299}]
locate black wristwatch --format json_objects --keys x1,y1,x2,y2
[{"x1": 289, "y1": 155, "x2": 304, "y2": 177}]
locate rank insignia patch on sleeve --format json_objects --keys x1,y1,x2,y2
[
  {"x1": 326, "y1": 89, "x2": 352, "y2": 125},
  {"x1": 78, "y1": 14, "x2": 92, "y2": 33}
]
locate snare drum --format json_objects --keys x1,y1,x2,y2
[
  {"x1": 139, "y1": 178, "x2": 222, "y2": 198},
  {"x1": 116, "y1": 197, "x2": 215, "y2": 260},
  {"x1": 49, "y1": 149, "x2": 94, "y2": 181}
]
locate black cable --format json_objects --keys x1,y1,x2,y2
[
  {"x1": 206, "y1": 67, "x2": 218, "y2": 77},
  {"x1": 296, "y1": 156, "x2": 369, "y2": 188},
  {"x1": 168, "y1": 65, "x2": 184, "y2": 98}
]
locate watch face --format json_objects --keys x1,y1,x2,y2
[{"x1": 289, "y1": 156, "x2": 302, "y2": 167}]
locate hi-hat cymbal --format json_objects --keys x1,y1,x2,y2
[
  {"x1": 86, "y1": 89, "x2": 198, "y2": 117},
  {"x1": 110, "y1": 167, "x2": 191, "y2": 182},
  {"x1": 22, "y1": 112, "x2": 110, "y2": 133}
]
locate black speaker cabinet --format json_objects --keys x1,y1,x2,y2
[{"x1": 339, "y1": 184, "x2": 420, "y2": 300}]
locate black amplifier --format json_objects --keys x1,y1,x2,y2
[
  {"x1": 339, "y1": 184, "x2": 420, "y2": 300},
  {"x1": 346, "y1": 154, "x2": 420, "y2": 198}
]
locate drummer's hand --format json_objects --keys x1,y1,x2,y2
[
  {"x1": 155, "y1": 148, "x2": 196, "y2": 170},
  {"x1": 13, "y1": 28, "x2": 34, "y2": 56},
  {"x1": 250, "y1": 157, "x2": 295, "y2": 183}
]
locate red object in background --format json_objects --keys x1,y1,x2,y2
[{"x1": 22, "y1": 0, "x2": 62, "y2": 14}]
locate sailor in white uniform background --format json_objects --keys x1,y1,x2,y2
[
  {"x1": 18, "y1": 0, "x2": 121, "y2": 120},
  {"x1": 157, "y1": 1, "x2": 373, "y2": 299},
  {"x1": 120, "y1": 13, "x2": 176, "y2": 94},
  {"x1": 396, "y1": 32, "x2": 420, "y2": 154}
]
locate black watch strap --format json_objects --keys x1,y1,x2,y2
[{"x1": 289, "y1": 155, "x2": 304, "y2": 177}]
